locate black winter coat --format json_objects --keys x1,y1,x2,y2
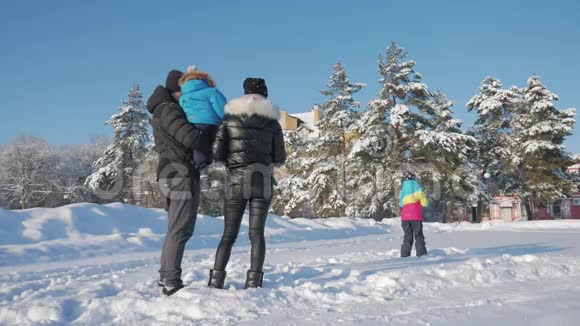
[
  {"x1": 147, "y1": 86, "x2": 213, "y2": 179},
  {"x1": 213, "y1": 95, "x2": 286, "y2": 170},
  {"x1": 212, "y1": 96, "x2": 287, "y2": 273}
]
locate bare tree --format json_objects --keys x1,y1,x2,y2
[
  {"x1": 53, "y1": 136, "x2": 110, "y2": 205},
  {"x1": 0, "y1": 136, "x2": 58, "y2": 209}
]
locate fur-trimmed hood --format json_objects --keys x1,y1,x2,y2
[{"x1": 224, "y1": 94, "x2": 280, "y2": 120}]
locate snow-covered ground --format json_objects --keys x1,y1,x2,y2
[{"x1": 1, "y1": 204, "x2": 580, "y2": 325}]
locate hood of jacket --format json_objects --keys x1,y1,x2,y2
[
  {"x1": 225, "y1": 94, "x2": 279, "y2": 119},
  {"x1": 224, "y1": 94, "x2": 280, "y2": 129},
  {"x1": 181, "y1": 79, "x2": 210, "y2": 95},
  {"x1": 147, "y1": 86, "x2": 178, "y2": 113}
]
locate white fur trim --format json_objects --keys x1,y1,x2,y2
[
  {"x1": 225, "y1": 95, "x2": 280, "y2": 120},
  {"x1": 186, "y1": 65, "x2": 198, "y2": 73}
]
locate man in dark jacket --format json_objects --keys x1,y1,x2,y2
[
  {"x1": 146, "y1": 69, "x2": 213, "y2": 296},
  {"x1": 208, "y1": 78, "x2": 286, "y2": 289}
]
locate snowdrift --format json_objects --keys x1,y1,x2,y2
[
  {"x1": 2, "y1": 204, "x2": 580, "y2": 325},
  {"x1": 426, "y1": 219, "x2": 580, "y2": 232},
  {"x1": 0, "y1": 203, "x2": 388, "y2": 266}
]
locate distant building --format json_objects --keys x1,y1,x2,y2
[
  {"x1": 486, "y1": 163, "x2": 580, "y2": 222},
  {"x1": 279, "y1": 105, "x2": 360, "y2": 148},
  {"x1": 489, "y1": 195, "x2": 526, "y2": 222},
  {"x1": 541, "y1": 193, "x2": 580, "y2": 219},
  {"x1": 567, "y1": 163, "x2": 580, "y2": 174},
  {"x1": 279, "y1": 105, "x2": 322, "y2": 138},
  {"x1": 488, "y1": 192, "x2": 580, "y2": 221}
]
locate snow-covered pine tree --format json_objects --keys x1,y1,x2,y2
[
  {"x1": 346, "y1": 126, "x2": 394, "y2": 219},
  {"x1": 199, "y1": 164, "x2": 227, "y2": 216},
  {"x1": 346, "y1": 77, "x2": 393, "y2": 219},
  {"x1": 466, "y1": 77, "x2": 518, "y2": 221},
  {"x1": 306, "y1": 62, "x2": 365, "y2": 218},
  {"x1": 85, "y1": 84, "x2": 151, "y2": 203},
  {"x1": 368, "y1": 41, "x2": 476, "y2": 220},
  {"x1": 414, "y1": 91, "x2": 477, "y2": 222},
  {"x1": 510, "y1": 76, "x2": 577, "y2": 218},
  {"x1": 272, "y1": 130, "x2": 314, "y2": 218},
  {"x1": 374, "y1": 42, "x2": 431, "y2": 215}
]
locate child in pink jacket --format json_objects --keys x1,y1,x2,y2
[{"x1": 399, "y1": 171, "x2": 429, "y2": 257}]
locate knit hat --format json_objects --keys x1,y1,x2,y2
[
  {"x1": 243, "y1": 78, "x2": 268, "y2": 98},
  {"x1": 165, "y1": 69, "x2": 184, "y2": 93},
  {"x1": 403, "y1": 171, "x2": 416, "y2": 181}
]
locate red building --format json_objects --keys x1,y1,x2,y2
[
  {"x1": 489, "y1": 195, "x2": 525, "y2": 222},
  {"x1": 540, "y1": 193, "x2": 580, "y2": 219},
  {"x1": 567, "y1": 163, "x2": 580, "y2": 174},
  {"x1": 488, "y1": 193, "x2": 580, "y2": 221},
  {"x1": 486, "y1": 163, "x2": 580, "y2": 221}
]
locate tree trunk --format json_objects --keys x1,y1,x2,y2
[
  {"x1": 341, "y1": 145, "x2": 346, "y2": 217},
  {"x1": 475, "y1": 201, "x2": 484, "y2": 223},
  {"x1": 524, "y1": 197, "x2": 534, "y2": 221}
]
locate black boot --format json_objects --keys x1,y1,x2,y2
[
  {"x1": 244, "y1": 270, "x2": 264, "y2": 289},
  {"x1": 162, "y1": 283, "x2": 184, "y2": 296},
  {"x1": 208, "y1": 269, "x2": 226, "y2": 289}
]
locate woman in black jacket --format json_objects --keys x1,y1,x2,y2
[{"x1": 209, "y1": 78, "x2": 286, "y2": 289}]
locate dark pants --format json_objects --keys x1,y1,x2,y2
[
  {"x1": 158, "y1": 173, "x2": 200, "y2": 287},
  {"x1": 213, "y1": 169, "x2": 273, "y2": 272},
  {"x1": 193, "y1": 150, "x2": 210, "y2": 176},
  {"x1": 193, "y1": 124, "x2": 217, "y2": 176},
  {"x1": 401, "y1": 221, "x2": 427, "y2": 257}
]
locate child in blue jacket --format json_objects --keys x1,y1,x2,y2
[{"x1": 178, "y1": 66, "x2": 227, "y2": 181}]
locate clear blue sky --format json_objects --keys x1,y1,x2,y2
[{"x1": 1, "y1": 0, "x2": 579, "y2": 153}]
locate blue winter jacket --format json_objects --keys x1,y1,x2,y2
[{"x1": 179, "y1": 79, "x2": 226, "y2": 126}]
